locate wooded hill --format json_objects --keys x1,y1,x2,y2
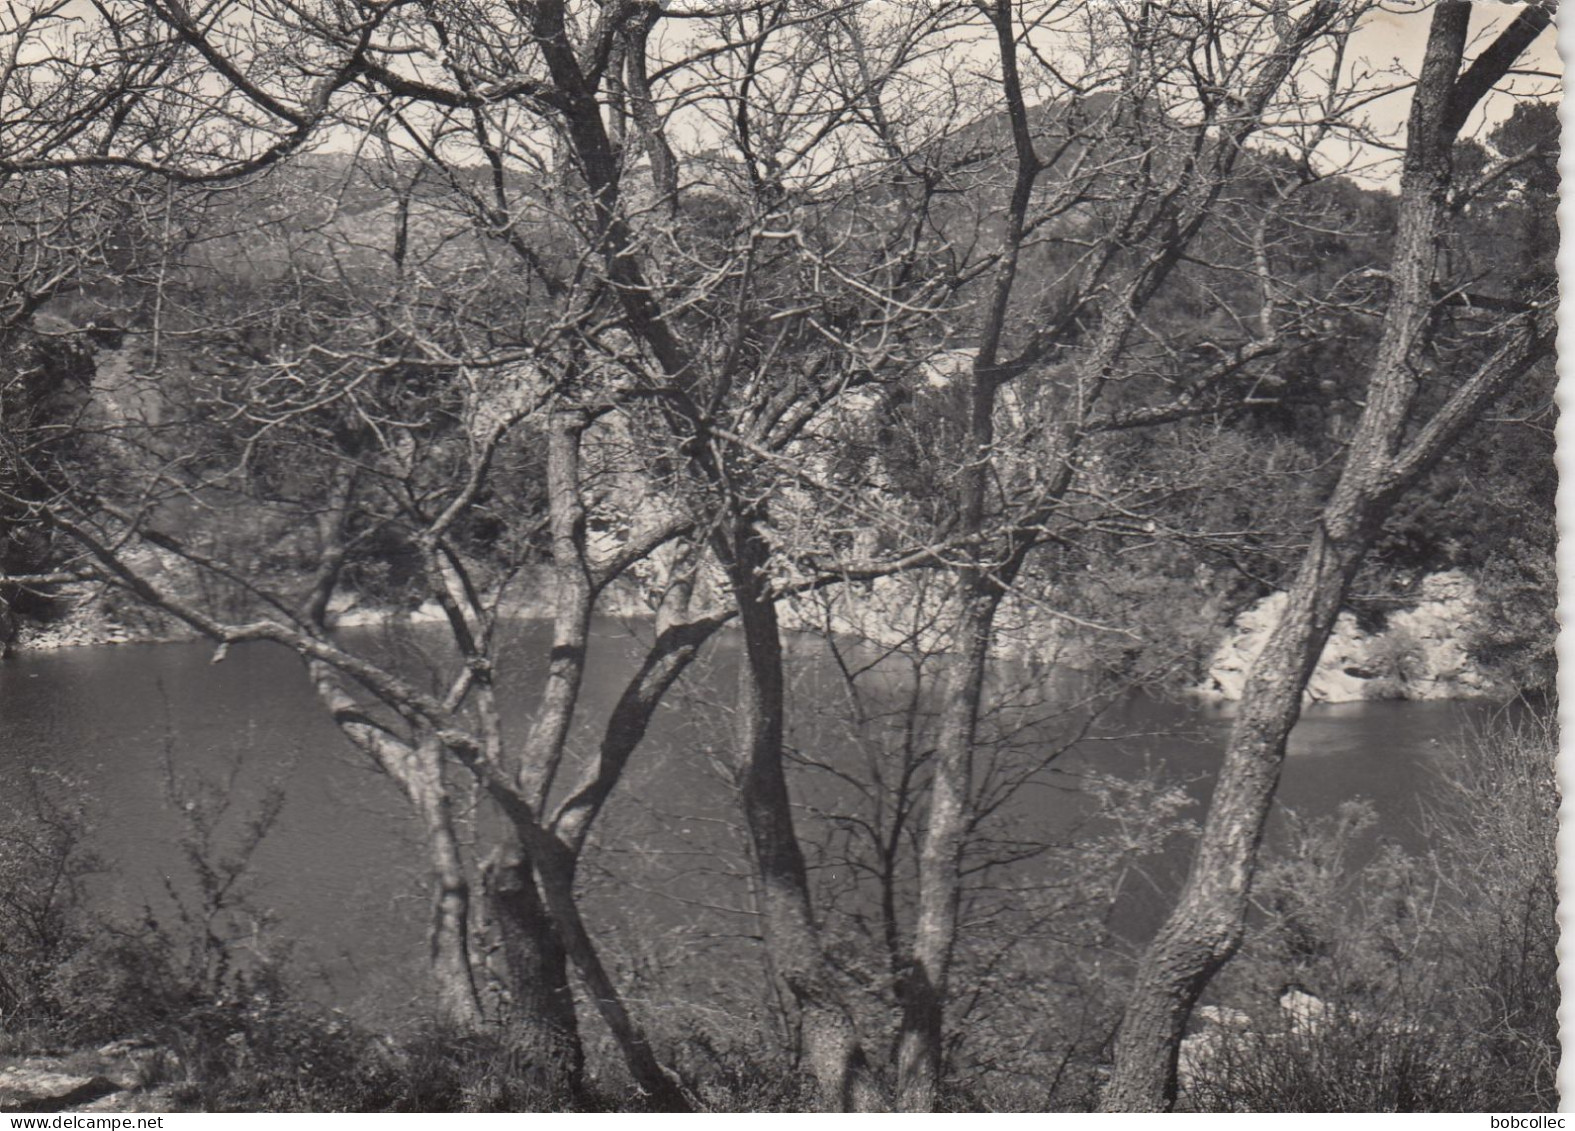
[{"x1": 4, "y1": 102, "x2": 1555, "y2": 693}]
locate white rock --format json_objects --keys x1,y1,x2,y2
[
  {"x1": 0, "y1": 1066, "x2": 121, "y2": 1113},
  {"x1": 1197, "y1": 1004, "x2": 1251, "y2": 1029},
  {"x1": 1203, "y1": 571, "x2": 1495, "y2": 703}
]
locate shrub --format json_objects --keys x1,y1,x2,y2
[
  {"x1": 1183, "y1": 712, "x2": 1558, "y2": 1111},
  {"x1": 0, "y1": 773, "x2": 103, "y2": 1047},
  {"x1": 1423, "y1": 709, "x2": 1559, "y2": 1108}
]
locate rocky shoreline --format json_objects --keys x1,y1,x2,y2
[
  {"x1": 1201, "y1": 571, "x2": 1501, "y2": 703},
  {"x1": 7, "y1": 571, "x2": 1503, "y2": 705}
]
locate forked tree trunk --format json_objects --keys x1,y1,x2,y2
[
  {"x1": 1101, "y1": 3, "x2": 1553, "y2": 1109},
  {"x1": 529, "y1": 829, "x2": 693, "y2": 1110},
  {"x1": 530, "y1": 12, "x2": 877, "y2": 1106}
]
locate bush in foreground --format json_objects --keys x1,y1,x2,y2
[{"x1": 1182, "y1": 711, "x2": 1557, "y2": 1112}]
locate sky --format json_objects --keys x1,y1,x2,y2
[
  {"x1": 12, "y1": 0, "x2": 1564, "y2": 185},
  {"x1": 1345, "y1": 2, "x2": 1561, "y2": 139}
]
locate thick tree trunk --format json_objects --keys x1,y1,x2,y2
[
  {"x1": 1101, "y1": 4, "x2": 1552, "y2": 1109},
  {"x1": 724, "y1": 523, "x2": 883, "y2": 1112},
  {"x1": 466, "y1": 767, "x2": 689, "y2": 1106},
  {"x1": 443, "y1": 409, "x2": 590, "y2": 1094},
  {"x1": 483, "y1": 835, "x2": 585, "y2": 1097},
  {"x1": 485, "y1": 408, "x2": 694, "y2": 1106},
  {"x1": 308, "y1": 658, "x2": 489, "y2": 1033}
]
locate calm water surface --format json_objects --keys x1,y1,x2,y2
[{"x1": 0, "y1": 622, "x2": 1501, "y2": 1021}]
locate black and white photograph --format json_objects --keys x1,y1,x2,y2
[{"x1": 0, "y1": 0, "x2": 1561, "y2": 1114}]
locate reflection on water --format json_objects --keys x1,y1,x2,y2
[{"x1": 0, "y1": 623, "x2": 1508, "y2": 1021}]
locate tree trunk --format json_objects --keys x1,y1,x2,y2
[
  {"x1": 724, "y1": 521, "x2": 884, "y2": 1112},
  {"x1": 1101, "y1": 3, "x2": 1553, "y2": 1109},
  {"x1": 308, "y1": 659, "x2": 489, "y2": 1034},
  {"x1": 469, "y1": 405, "x2": 692, "y2": 1108},
  {"x1": 516, "y1": 409, "x2": 594, "y2": 810},
  {"x1": 408, "y1": 740, "x2": 487, "y2": 1032},
  {"x1": 529, "y1": 831, "x2": 693, "y2": 1110},
  {"x1": 1100, "y1": 527, "x2": 1367, "y2": 1110},
  {"x1": 479, "y1": 408, "x2": 588, "y2": 1098},
  {"x1": 462, "y1": 773, "x2": 689, "y2": 1108},
  {"x1": 483, "y1": 833, "x2": 585, "y2": 1097},
  {"x1": 894, "y1": 579, "x2": 1000, "y2": 1111},
  {"x1": 894, "y1": 245, "x2": 1018, "y2": 1106}
]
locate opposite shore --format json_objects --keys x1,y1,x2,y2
[{"x1": 3, "y1": 568, "x2": 1509, "y2": 705}]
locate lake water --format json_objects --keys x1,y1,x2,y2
[{"x1": 0, "y1": 621, "x2": 1506, "y2": 1025}]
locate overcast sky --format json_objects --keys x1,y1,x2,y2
[{"x1": 1348, "y1": 2, "x2": 1560, "y2": 132}]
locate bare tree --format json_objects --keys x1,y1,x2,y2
[
  {"x1": 1101, "y1": 2, "x2": 1556, "y2": 1109},
  {"x1": 803, "y1": 0, "x2": 1361, "y2": 1108},
  {"x1": 0, "y1": 135, "x2": 728, "y2": 1100},
  {"x1": 0, "y1": 0, "x2": 942, "y2": 1108}
]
